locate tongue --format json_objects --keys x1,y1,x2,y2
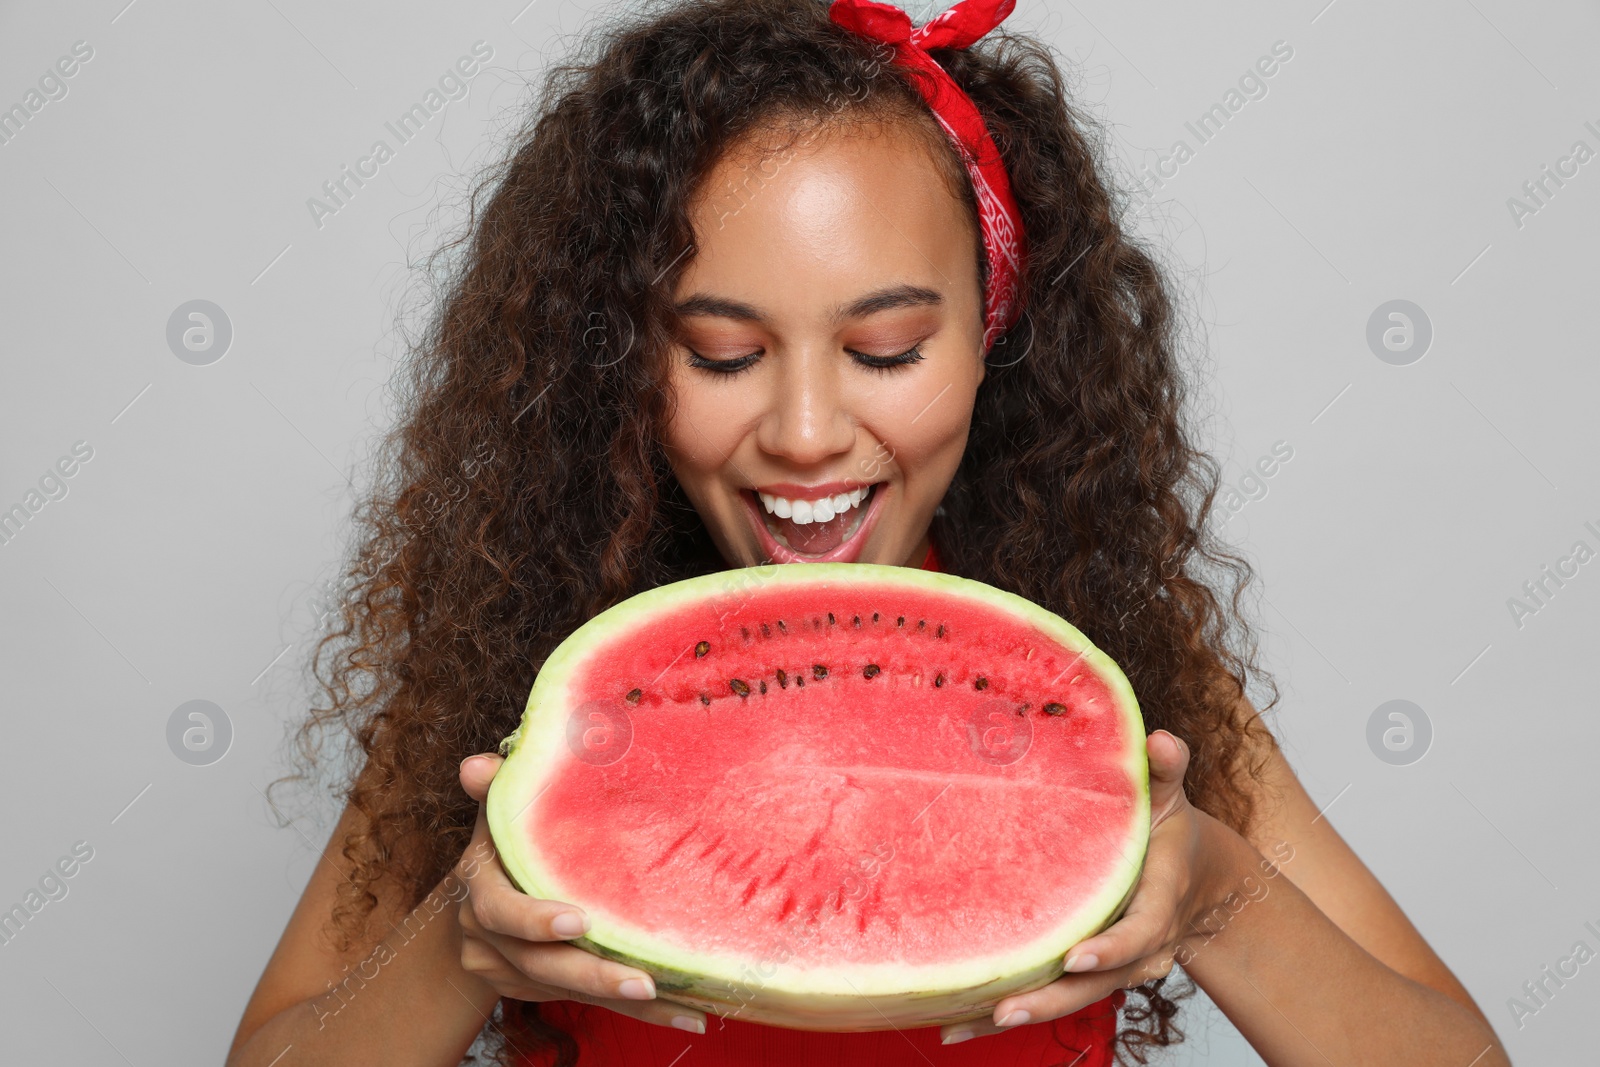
[{"x1": 773, "y1": 508, "x2": 855, "y2": 555}]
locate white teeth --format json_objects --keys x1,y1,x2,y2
[{"x1": 755, "y1": 484, "x2": 876, "y2": 526}]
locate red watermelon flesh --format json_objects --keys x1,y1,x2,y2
[{"x1": 487, "y1": 563, "x2": 1148, "y2": 1031}]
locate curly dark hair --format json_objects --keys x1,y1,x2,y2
[{"x1": 269, "y1": 1, "x2": 1282, "y2": 1064}]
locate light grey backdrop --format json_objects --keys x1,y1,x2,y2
[{"x1": 1, "y1": 0, "x2": 1595, "y2": 1063}]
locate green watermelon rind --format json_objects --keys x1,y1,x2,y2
[{"x1": 486, "y1": 562, "x2": 1150, "y2": 1031}]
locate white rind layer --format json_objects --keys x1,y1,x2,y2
[{"x1": 486, "y1": 562, "x2": 1150, "y2": 1030}]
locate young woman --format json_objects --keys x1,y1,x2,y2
[{"x1": 228, "y1": 1, "x2": 1508, "y2": 1064}]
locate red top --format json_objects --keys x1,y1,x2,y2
[{"x1": 505, "y1": 537, "x2": 1125, "y2": 1065}]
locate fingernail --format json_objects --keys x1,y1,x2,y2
[
  {"x1": 551, "y1": 911, "x2": 588, "y2": 938},
  {"x1": 1063, "y1": 953, "x2": 1099, "y2": 972},
  {"x1": 671, "y1": 1015, "x2": 705, "y2": 1034},
  {"x1": 998, "y1": 1009, "x2": 1031, "y2": 1027},
  {"x1": 618, "y1": 977, "x2": 656, "y2": 1000},
  {"x1": 942, "y1": 1029, "x2": 974, "y2": 1045}
]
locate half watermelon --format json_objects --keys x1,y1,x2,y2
[{"x1": 486, "y1": 562, "x2": 1149, "y2": 1031}]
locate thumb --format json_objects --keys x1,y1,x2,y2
[
  {"x1": 459, "y1": 752, "x2": 504, "y2": 804},
  {"x1": 1146, "y1": 730, "x2": 1191, "y2": 823}
]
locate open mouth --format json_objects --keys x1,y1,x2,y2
[{"x1": 741, "y1": 483, "x2": 886, "y2": 564}]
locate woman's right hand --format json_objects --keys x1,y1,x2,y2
[{"x1": 456, "y1": 753, "x2": 708, "y2": 1034}]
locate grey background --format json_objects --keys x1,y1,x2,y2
[{"x1": 1, "y1": 0, "x2": 1595, "y2": 1063}]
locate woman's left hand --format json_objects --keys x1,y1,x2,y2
[{"x1": 940, "y1": 729, "x2": 1232, "y2": 1045}]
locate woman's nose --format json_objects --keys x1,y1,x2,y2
[{"x1": 754, "y1": 349, "x2": 856, "y2": 467}]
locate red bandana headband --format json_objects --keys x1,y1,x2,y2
[{"x1": 827, "y1": 0, "x2": 1026, "y2": 353}]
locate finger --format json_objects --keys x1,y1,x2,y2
[
  {"x1": 476, "y1": 926, "x2": 659, "y2": 1002},
  {"x1": 468, "y1": 877, "x2": 593, "y2": 944},
  {"x1": 1145, "y1": 730, "x2": 1191, "y2": 823},
  {"x1": 1061, "y1": 874, "x2": 1177, "y2": 974},
  {"x1": 456, "y1": 757, "x2": 591, "y2": 944},
  {"x1": 459, "y1": 752, "x2": 501, "y2": 803},
  {"x1": 520, "y1": 984, "x2": 709, "y2": 1034},
  {"x1": 936, "y1": 972, "x2": 1112, "y2": 1043}
]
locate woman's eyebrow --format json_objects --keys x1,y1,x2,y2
[{"x1": 672, "y1": 283, "x2": 943, "y2": 326}]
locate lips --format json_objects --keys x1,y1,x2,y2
[{"x1": 742, "y1": 483, "x2": 888, "y2": 564}]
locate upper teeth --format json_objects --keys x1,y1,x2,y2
[{"x1": 759, "y1": 487, "x2": 868, "y2": 525}]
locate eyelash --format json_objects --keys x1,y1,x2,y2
[{"x1": 686, "y1": 345, "x2": 927, "y2": 377}]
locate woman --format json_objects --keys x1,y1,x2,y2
[{"x1": 228, "y1": 0, "x2": 1508, "y2": 1064}]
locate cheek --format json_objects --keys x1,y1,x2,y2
[
  {"x1": 873, "y1": 372, "x2": 978, "y2": 472},
  {"x1": 662, "y1": 371, "x2": 741, "y2": 477}
]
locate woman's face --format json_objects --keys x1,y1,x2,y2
[{"x1": 662, "y1": 117, "x2": 986, "y2": 569}]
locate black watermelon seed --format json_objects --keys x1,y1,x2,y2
[
  {"x1": 917, "y1": 620, "x2": 926, "y2": 630},
  {"x1": 778, "y1": 619, "x2": 787, "y2": 633},
  {"x1": 761, "y1": 623, "x2": 771, "y2": 638},
  {"x1": 759, "y1": 680, "x2": 768, "y2": 694},
  {"x1": 741, "y1": 626, "x2": 750, "y2": 640},
  {"x1": 974, "y1": 676, "x2": 988, "y2": 690},
  {"x1": 872, "y1": 612, "x2": 880, "y2": 623},
  {"x1": 796, "y1": 675, "x2": 804, "y2": 687},
  {"x1": 896, "y1": 616, "x2": 905, "y2": 627},
  {"x1": 625, "y1": 688, "x2": 641, "y2": 704},
  {"x1": 700, "y1": 693, "x2": 711, "y2": 706},
  {"x1": 934, "y1": 673, "x2": 945, "y2": 688},
  {"x1": 936, "y1": 624, "x2": 946, "y2": 638},
  {"x1": 776, "y1": 668, "x2": 788, "y2": 689},
  {"x1": 813, "y1": 664, "x2": 828, "y2": 680},
  {"x1": 828, "y1": 612, "x2": 836, "y2": 625},
  {"x1": 863, "y1": 664, "x2": 881, "y2": 679},
  {"x1": 1044, "y1": 702, "x2": 1067, "y2": 716},
  {"x1": 852, "y1": 615, "x2": 861, "y2": 627},
  {"x1": 730, "y1": 679, "x2": 750, "y2": 698},
  {"x1": 695, "y1": 640, "x2": 710, "y2": 658}
]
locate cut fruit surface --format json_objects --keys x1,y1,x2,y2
[{"x1": 487, "y1": 562, "x2": 1149, "y2": 1031}]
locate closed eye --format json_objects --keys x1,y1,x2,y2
[{"x1": 685, "y1": 344, "x2": 927, "y2": 376}]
